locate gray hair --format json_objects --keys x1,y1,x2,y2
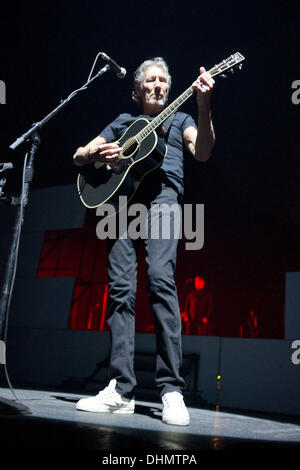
[{"x1": 132, "y1": 57, "x2": 172, "y2": 105}]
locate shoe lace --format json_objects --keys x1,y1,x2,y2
[
  {"x1": 163, "y1": 391, "x2": 185, "y2": 409},
  {"x1": 97, "y1": 379, "x2": 119, "y2": 400}
]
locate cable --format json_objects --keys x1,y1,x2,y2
[
  {"x1": 66, "y1": 52, "x2": 103, "y2": 102},
  {"x1": 87, "y1": 52, "x2": 102, "y2": 82},
  {"x1": 2, "y1": 150, "x2": 29, "y2": 405}
]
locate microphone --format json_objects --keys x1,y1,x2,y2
[{"x1": 99, "y1": 52, "x2": 127, "y2": 78}]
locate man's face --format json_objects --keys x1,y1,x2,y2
[{"x1": 137, "y1": 65, "x2": 169, "y2": 114}]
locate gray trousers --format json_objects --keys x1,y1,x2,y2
[{"x1": 106, "y1": 184, "x2": 185, "y2": 398}]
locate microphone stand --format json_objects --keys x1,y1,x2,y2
[{"x1": 0, "y1": 63, "x2": 111, "y2": 414}]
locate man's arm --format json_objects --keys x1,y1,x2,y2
[
  {"x1": 183, "y1": 67, "x2": 215, "y2": 162},
  {"x1": 73, "y1": 136, "x2": 121, "y2": 167}
]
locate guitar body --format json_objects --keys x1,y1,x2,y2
[{"x1": 77, "y1": 118, "x2": 167, "y2": 209}]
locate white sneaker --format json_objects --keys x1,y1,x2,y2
[
  {"x1": 76, "y1": 379, "x2": 135, "y2": 414},
  {"x1": 162, "y1": 391, "x2": 190, "y2": 426}
]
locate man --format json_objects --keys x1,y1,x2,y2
[{"x1": 73, "y1": 57, "x2": 215, "y2": 426}]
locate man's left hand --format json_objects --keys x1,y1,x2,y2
[{"x1": 192, "y1": 67, "x2": 215, "y2": 108}]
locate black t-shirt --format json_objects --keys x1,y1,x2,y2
[{"x1": 99, "y1": 111, "x2": 197, "y2": 196}]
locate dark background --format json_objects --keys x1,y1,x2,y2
[{"x1": 0, "y1": 1, "x2": 299, "y2": 338}]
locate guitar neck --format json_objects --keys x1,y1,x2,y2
[
  {"x1": 135, "y1": 52, "x2": 245, "y2": 143},
  {"x1": 136, "y1": 86, "x2": 195, "y2": 143}
]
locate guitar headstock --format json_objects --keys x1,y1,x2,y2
[{"x1": 209, "y1": 52, "x2": 245, "y2": 79}]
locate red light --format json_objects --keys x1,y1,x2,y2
[{"x1": 194, "y1": 276, "x2": 205, "y2": 290}]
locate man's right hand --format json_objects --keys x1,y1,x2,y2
[
  {"x1": 89, "y1": 142, "x2": 122, "y2": 163},
  {"x1": 73, "y1": 138, "x2": 122, "y2": 167}
]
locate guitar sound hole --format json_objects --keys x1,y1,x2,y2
[{"x1": 122, "y1": 138, "x2": 138, "y2": 158}]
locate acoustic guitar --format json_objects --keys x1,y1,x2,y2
[{"x1": 77, "y1": 52, "x2": 245, "y2": 209}]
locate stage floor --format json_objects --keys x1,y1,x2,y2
[{"x1": 0, "y1": 387, "x2": 300, "y2": 457}]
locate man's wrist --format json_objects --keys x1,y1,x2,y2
[
  {"x1": 197, "y1": 99, "x2": 211, "y2": 114},
  {"x1": 73, "y1": 147, "x2": 93, "y2": 166}
]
